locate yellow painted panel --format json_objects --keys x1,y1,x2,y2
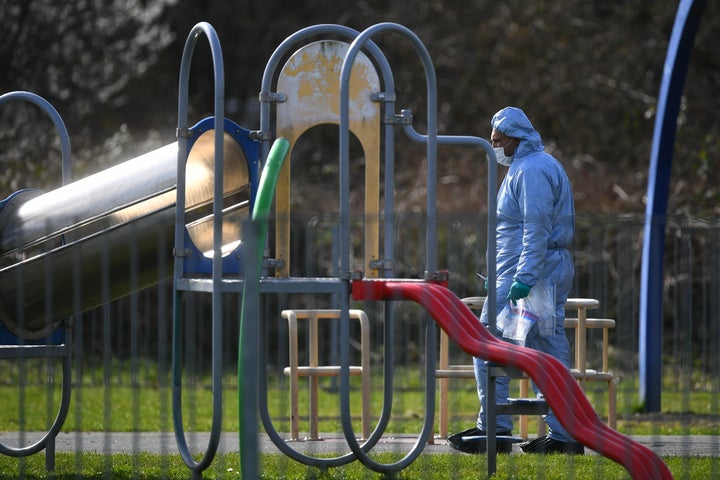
[{"x1": 274, "y1": 40, "x2": 381, "y2": 278}]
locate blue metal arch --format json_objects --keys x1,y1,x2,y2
[{"x1": 639, "y1": 0, "x2": 706, "y2": 412}]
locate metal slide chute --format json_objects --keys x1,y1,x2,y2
[
  {"x1": 0, "y1": 118, "x2": 251, "y2": 340},
  {"x1": 351, "y1": 278, "x2": 673, "y2": 480}
]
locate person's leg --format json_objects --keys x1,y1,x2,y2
[
  {"x1": 448, "y1": 297, "x2": 514, "y2": 454},
  {"x1": 538, "y1": 253, "x2": 577, "y2": 443},
  {"x1": 520, "y1": 256, "x2": 584, "y2": 454},
  {"x1": 520, "y1": 312, "x2": 583, "y2": 454},
  {"x1": 526, "y1": 321, "x2": 574, "y2": 442},
  {"x1": 520, "y1": 327, "x2": 585, "y2": 455},
  {"x1": 474, "y1": 295, "x2": 514, "y2": 433},
  {"x1": 474, "y1": 356, "x2": 513, "y2": 432}
]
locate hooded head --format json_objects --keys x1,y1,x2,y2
[{"x1": 491, "y1": 107, "x2": 544, "y2": 160}]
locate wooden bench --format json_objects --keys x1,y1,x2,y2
[
  {"x1": 436, "y1": 297, "x2": 617, "y2": 439},
  {"x1": 282, "y1": 309, "x2": 371, "y2": 441}
]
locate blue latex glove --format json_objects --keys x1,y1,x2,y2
[{"x1": 506, "y1": 280, "x2": 532, "y2": 304}]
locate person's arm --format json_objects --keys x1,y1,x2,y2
[{"x1": 514, "y1": 162, "x2": 554, "y2": 289}]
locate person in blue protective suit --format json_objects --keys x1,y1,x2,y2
[{"x1": 448, "y1": 106, "x2": 582, "y2": 455}]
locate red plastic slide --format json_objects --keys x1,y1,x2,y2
[{"x1": 352, "y1": 278, "x2": 672, "y2": 480}]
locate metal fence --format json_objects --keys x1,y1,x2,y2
[{"x1": 1, "y1": 212, "x2": 719, "y2": 478}]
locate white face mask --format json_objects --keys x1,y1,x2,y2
[{"x1": 493, "y1": 139, "x2": 515, "y2": 166}]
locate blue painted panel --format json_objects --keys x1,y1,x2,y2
[{"x1": 181, "y1": 117, "x2": 259, "y2": 275}]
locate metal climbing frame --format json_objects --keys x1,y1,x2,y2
[
  {"x1": 254, "y1": 23, "x2": 394, "y2": 471},
  {"x1": 247, "y1": 22, "x2": 499, "y2": 476},
  {"x1": 337, "y1": 22, "x2": 498, "y2": 474},
  {"x1": 245, "y1": 20, "x2": 666, "y2": 479},
  {"x1": 172, "y1": 22, "x2": 225, "y2": 477},
  {"x1": 172, "y1": 21, "x2": 259, "y2": 477},
  {"x1": 0, "y1": 91, "x2": 73, "y2": 472}
]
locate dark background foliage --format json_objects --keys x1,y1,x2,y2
[{"x1": 1, "y1": 0, "x2": 718, "y2": 215}]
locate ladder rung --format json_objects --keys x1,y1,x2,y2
[{"x1": 495, "y1": 398, "x2": 548, "y2": 415}]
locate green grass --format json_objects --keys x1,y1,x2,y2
[
  {"x1": 1, "y1": 363, "x2": 719, "y2": 478},
  {"x1": 0, "y1": 452, "x2": 717, "y2": 479},
  {"x1": 1, "y1": 365, "x2": 718, "y2": 435},
  {"x1": 0, "y1": 383, "x2": 672, "y2": 435}
]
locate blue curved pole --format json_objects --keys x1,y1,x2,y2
[{"x1": 639, "y1": 0, "x2": 705, "y2": 412}]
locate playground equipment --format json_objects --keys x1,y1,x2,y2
[
  {"x1": 436, "y1": 297, "x2": 618, "y2": 441},
  {"x1": 0, "y1": 25, "x2": 257, "y2": 475},
  {"x1": 0, "y1": 20, "x2": 673, "y2": 480},
  {"x1": 0, "y1": 91, "x2": 72, "y2": 472},
  {"x1": 240, "y1": 21, "x2": 672, "y2": 480},
  {"x1": 242, "y1": 22, "x2": 503, "y2": 477},
  {"x1": 640, "y1": 0, "x2": 706, "y2": 412},
  {"x1": 0, "y1": 117, "x2": 252, "y2": 340},
  {"x1": 349, "y1": 278, "x2": 672, "y2": 479}
]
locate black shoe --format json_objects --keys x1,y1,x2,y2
[
  {"x1": 519, "y1": 435, "x2": 584, "y2": 455},
  {"x1": 447, "y1": 427, "x2": 514, "y2": 454}
]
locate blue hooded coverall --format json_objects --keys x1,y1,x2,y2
[{"x1": 474, "y1": 107, "x2": 576, "y2": 442}]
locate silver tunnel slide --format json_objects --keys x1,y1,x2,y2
[{"x1": 0, "y1": 124, "x2": 251, "y2": 339}]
